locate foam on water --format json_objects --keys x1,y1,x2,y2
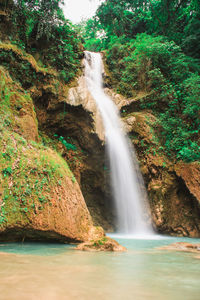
[{"x1": 107, "y1": 233, "x2": 165, "y2": 240}]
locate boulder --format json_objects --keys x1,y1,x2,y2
[{"x1": 75, "y1": 236, "x2": 126, "y2": 252}]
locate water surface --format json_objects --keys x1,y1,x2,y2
[{"x1": 0, "y1": 236, "x2": 200, "y2": 300}]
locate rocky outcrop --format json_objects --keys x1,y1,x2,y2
[
  {"x1": 68, "y1": 75, "x2": 105, "y2": 141},
  {"x1": 175, "y1": 162, "x2": 200, "y2": 204},
  {"x1": 0, "y1": 150, "x2": 96, "y2": 243},
  {"x1": 0, "y1": 44, "x2": 115, "y2": 233},
  {"x1": 159, "y1": 242, "x2": 200, "y2": 254},
  {"x1": 76, "y1": 236, "x2": 126, "y2": 252},
  {"x1": 0, "y1": 65, "x2": 102, "y2": 243}
]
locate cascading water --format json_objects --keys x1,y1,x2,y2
[{"x1": 84, "y1": 51, "x2": 154, "y2": 236}]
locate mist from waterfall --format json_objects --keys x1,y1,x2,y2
[{"x1": 84, "y1": 51, "x2": 154, "y2": 236}]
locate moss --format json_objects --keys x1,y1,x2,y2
[
  {"x1": 0, "y1": 70, "x2": 76, "y2": 230},
  {"x1": 72, "y1": 175, "x2": 76, "y2": 183},
  {"x1": 0, "y1": 43, "x2": 59, "y2": 91},
  {"x1": 0, "y1": 128, "x2": 75, "y2": 229},
  {"x1": 91, "y1": 237, "x2": 108, "y2": 247},
  {"x1": 0, "y1": 43, "x2": 56, "y2": 75}
]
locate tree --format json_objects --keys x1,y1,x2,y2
[{"x1": 14, "y1": 0, "x2": 65, "y2": 40}]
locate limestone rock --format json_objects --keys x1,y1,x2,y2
[
  {"x1": 0, "y1": 67, "x2": 102, "y2": 243},
  {"x1": 104, "y1": 88, "x2": 127, "y2": 109},
  {"x1": 159, "y1": 242, "x2": 200, "y2": 253},
  {"x1": 16, "y1": 114, "x2": 39, "y2": 142},
  {"x1": 68, "y1": 76, "x2": 105, "y2": 141},
  {"x1": 175, "y1": 162, "x2": 200, "y2": 203},
  {"x1": 0, "y1": 140, "x2": 98, "y2": 242},
  {"x1": 75, "y1": 236, "x2": 126, "y2": 252}
]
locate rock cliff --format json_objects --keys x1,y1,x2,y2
[{"x1": 0, "y1": 47, "x2": 104, "y2": 242}]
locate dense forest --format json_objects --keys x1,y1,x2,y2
[{"x1": 80, "y1": 0, "x2": 200, "y2": 162}]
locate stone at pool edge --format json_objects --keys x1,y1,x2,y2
[
  {"x1": 158, "y1": 242, "x2": 200, "y2": 253},
  {"x1": 75, "y1": 237, "x2": 127, "y2": 252}
]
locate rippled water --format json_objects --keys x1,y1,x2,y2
[{"x1": 0, "y1": 236, "x2": 200, "y2": 300}]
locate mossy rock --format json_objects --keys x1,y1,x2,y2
[
  {"x1": 0, "y1": 66, "x2": 96, "y2": 242},
  {"x1": 0, "y1": 66, "x2": 39, "y2": 140},
  {"x1": 75, "y1": 236, "x2": 126, "y2": 252}
]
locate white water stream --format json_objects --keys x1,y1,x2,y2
[{"x1": 84, "y1": 51, "x2": 154, "y2": 236}]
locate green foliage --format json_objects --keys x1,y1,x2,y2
[
  {"x1": 5, "y1": 0, "x2": 82, "y2": 83},
  {"x1": 104, "y1": 33, "x2": 200, "y2": 162},
  {"x1": 96, "y1": 0, "x2": 148, "y2": 38},
  {"x1": 71, "y1": 175, "x2": 76, "y2": 183},
  {"x1": 54, "y1": 134, "x2": 77, "y2": 151},
  {"x1": 182, "y1": 74, "x2": 200, "y2": 125},
  {"x1": 92, "y1": 237, "x2": 108, "y2": 247},
  {"x1": 0, "y1": 205, "x2": 7, "y2": 225},
  {"x1": 13, "y1": 0, "x2": 65, "y2": 41},
  {"x1": 43, "y1": 21, "x2": 81, "y2": 83},
  {"x1": 95, "y1": 0, "x2": 200, "y2": 59},
  {"x1": 76, "y1": 18, "x2": 106, "y2": 52},
  {"x1": 2, "y1": 167, "x2": 12, "y2": 177}
]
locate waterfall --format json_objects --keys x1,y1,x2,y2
[{"x1": 84, "y1": 51, "x2": 154, "y2": 236}]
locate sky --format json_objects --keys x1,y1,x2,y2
[{"x1": 63, "y1": 0, "x2": 104, "y2": 24}]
